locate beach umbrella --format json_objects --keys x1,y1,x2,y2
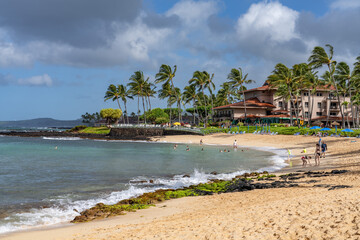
[
  {"x1": 309, "y1": 126, "x2": 321, "y2": 130},
  {"x1": 341, "y1": 128, "x2": 354, "y2": 132},
  {"x1": 173, "y1": 122, "x2": 181, "y2": 126},
  {"x1": 331, "y1": 121, "x2": 339, "y2": 133},
  {"x1": 313, "y1": 120, "x2": 323, "y2": 126},
  {"x1": 320, "y1": 128, "x2": 331, "y2": 131}
]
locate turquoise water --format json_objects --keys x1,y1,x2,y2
[{"x1": 0, "y1": 136, "x2": 284, "y2": 234}]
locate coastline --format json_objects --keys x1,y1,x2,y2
[{"x1": 2, "y1": 133, "x2": 360, "y2": 239}]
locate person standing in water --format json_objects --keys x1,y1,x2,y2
[
  {"x1": 233, "y1": 140, "x2": 238, "y2": 149},
  {"x1": 200, "y1": 139, "x2": 203, "y2": 145}
]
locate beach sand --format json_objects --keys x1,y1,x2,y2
[{"x1": 3, "y1": 133, "x2": 360, "y2": 240}]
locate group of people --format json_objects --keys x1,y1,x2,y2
[{"x1": 300, "y1": 138, "x2": 328, "y2": 167}]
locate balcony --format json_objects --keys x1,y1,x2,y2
[{"x1": 329, "y1": 106, "x2": 340, "y2": 111}]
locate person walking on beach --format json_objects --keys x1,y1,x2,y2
[
  {"x1": 200, "y1": 139, "x2": 203, "y2": 146},
  {"x1": 315, "y1": 143, "x2": 321, "y2": 166},
  {"x1": 321, "y1": 141, "x2": 327, "y2": 158}
]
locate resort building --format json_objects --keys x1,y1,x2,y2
[{"x1": 213, "y1": 82, "x2": 353, "y2": 125}]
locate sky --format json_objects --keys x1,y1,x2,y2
[{"x1": 0, "y1": 0, "x2": 360, "y2": 120}]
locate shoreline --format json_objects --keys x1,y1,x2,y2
[{"x1": 2, "y1": 133, "x2": 360, "y2": 239}]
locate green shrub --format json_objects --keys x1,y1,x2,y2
[
  {"x1": 155, "y1": 117, "x2": 169, "y2": 124},
  {"x1": 69, "y1": 125, "x2": 87, "y2": 132}
]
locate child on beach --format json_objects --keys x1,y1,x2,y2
[
  {"x1": 287, "y1": 149, "x2": 292, "y2": 167},
  {"x1": 321, "y1": 141, "x2": 327, "y2": 158}
]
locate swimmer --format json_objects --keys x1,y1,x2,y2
[
  {"x1": 55, "y1": 146, "x2": 58, "y2": 150},
  {"x1": 186, "y1": 145, "x2": 190, "y2": 151}
]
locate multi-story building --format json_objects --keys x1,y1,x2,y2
[{"x1": 213, "y1": 82, "x2": 352, "y2": 125}]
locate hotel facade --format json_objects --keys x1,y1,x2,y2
[{"x1": 213, "y1": 82, "x2": 352, "y2": 125}]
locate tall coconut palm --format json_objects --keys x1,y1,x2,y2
[
  {"x1": 308, "y1": 44, "x2": 346, "y2": 127},
  {"x1": 183, "y1": 84, "x2": 199, "y2": 125},
  {"x1": 334, "y1": 61, "x2": 360, "y2": 127},
  {"x1": 158, "y1": 82, "x2": 174, "y2": 125},
  {"x1": 118, "y1": 84, "x2": 133, "y2": 124},
  {"x1": 128, "y1": 71, "x2": 147, "y2": 124},
  {"x1": 267, "y1": 63, "x2": 299, "y2": 125},
  {"x1": 144, "y1": 81, "x2": 156, "y2": 111},
  {"x1": 227, "y1": 67, "x2": 254, "y2": 119},
  {"x1": 204, "y1": 72, "x2": 215, "y2": 120},
  {"x1": 155, "y1": 64, "x2": 181, "y2": 122},
  {"x1": 189, "y1": 71, "x2": 209, "y2": 126},
  {"x1": 104, "y1": 84, "x2": 124, "y2": 123},
  {"x1": 216, "y1": 82, "x2": 234, "y2": 106}
]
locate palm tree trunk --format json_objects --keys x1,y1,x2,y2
[
  {"x1": 192, "y1": 99, "x2": 196, "y2": 125},
  {"x1": 328, "y1": 65, "x2": 345, "y2": 128},
  {"x1": 242, "y1": 87, "x2": 247, "y2": 118},
  {"x1": 169, "y1": 102, "x2": 172, "y2": 126},
  {"x1": 124, "y1": 101, "x2": 129, "y2": 124},
  {"x1": 350, "y1": 91, "x2": 354, "y2": 128},
  {"x1": 307, "y1": 90, "x2": 311, "y2": 125},
  {"x1": 288, "y1": 87, "x2": 293, "y2": 126},
  {"x1": 137, "y1": 97, "x2": 140, "y2": 125},
  {"x1": 202, "y1": 86, "x2": 207, "y2": 127},
  {"x1": 142, "y1": 96, "x2": 147, "y2": 124},
  {"x1": 148, "y1": 96, "x2": 152, "y2": 111},
  {"x1": 116, "y1": 98, "x2": 125, "y2": 124}
]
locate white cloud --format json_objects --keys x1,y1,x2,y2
[
  {"x1": 330, "y1": 0, "x2": 360, "y2": 10},
  {"x1": 0, "y1": 41, "x2": 33, "y2": 67},
  {"x1": 166, "y1": 0, "x2": 218, "y2": 27},
  {"x1": 18, "y1": 74, "x2": 53, "y2": 86},
  {"x1": 236, "y1": 1, "x2": 299, "y2": 42}
]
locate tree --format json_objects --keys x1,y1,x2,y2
[
  {"x1": 216, "y1": 82, "x2": 234, "y2": 106},
  {"x1": 308, "y1": 44, "x2": 345, "y2": 127},
  {"x1": 189, "y1": 71, "x2": 211, "y2": 126},
  {"x1": 128, "y1": 71, "x2": 147, "y2": 124},
  {"x1": 227, "y1": 67, "x2": 254, "y2": 119},
  {"x1": 104, "y1": 84, "x2": 124, "y2": 123},
  {"x1": 155, "y1": 64, "x2": 181, "y2": 122},
  {"x1": 100, "y1": 108, "x2": 122, "y2": 126},
  {"x1": 81, "y1": 112, "x2": 100, "y2": 126},
  {"x1": 267, "y1": 63, "x2": 299, "y2": 126},
  {"x1": 147, "y1": 108, "x2": 169, "y2": 123},
  {"x1": 334, "y1": 61, "x2": 359, "y2": 128},
  {"x1": 158, "y1": 82, "x2": 174, "y2": 124},
  {"x1": 183, "y1": 84, "x2": 200, "y2": 125},
  {"x1": 118, "y1": 84, "x2": 133, "y2": 124}
]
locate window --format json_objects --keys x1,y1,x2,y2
[
  {"x1": 305, "y1": 112, "x2": 309, "y2": 118},
  {"x1": 303, "y1": 92, "x2": 309, "y2": 96},
  {"x1": 317, "y1": 102, "x2": 322, "y2": 108},
  {"x1": 316, "y1": 112, "x2": 322, "y2": 116},
  {"x1": 278, "y1": 101, "x2": 283, "y2": 107},
  {"x1": 330, "y1": 112, "x2": 337, "y2": 116},
  {"x1": 316, "y1": 92, "x2": 323, "y2": 97},
  {"x1": 305, "y1": 102, "x2": 309, "y2": 108}
]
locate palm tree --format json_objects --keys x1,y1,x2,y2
[
  {"x1": 334, "y1": 61, "x2": 360, "y2": 127},
  {"x1": 155, "y1": 64, "x2": 181, "y2": 122},
  {"x1": 128, "y1": 71, "x2": 147, "y2": 124},
  {"x1": 204, "y1": 72, "x2": 215, "y2": 120},
  {"x1": 158, "y1": 82, "x2": 174, "y2": 125},
  {"x1": 189, "y1": 71, "x2": 209, "y2": 126},
  {"x1": 183, "y1": 84, "x2": 199, "y2": 125},
  {"x1": 104, "y1": 84, "x2": 124, "y2": 123},
  {"x1": 118, "y1": 84, "x2": 133, "y2": 124},
  {"x1": 216, "y1": 82, "x2": 234, "y2": 106},
  {"x1": 308, "y1": 44, "x2": 346, "y2": 127},
  {"x1": 144, "y1": 81, "x2": 156, "y2": 111},
  {"x1": 227, "y1": 67, "x2": 254, "y2": 119},
  {"x1": 267, "y1": 63, "x2": 299, "y2": 125}
]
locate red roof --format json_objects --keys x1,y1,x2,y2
[
  {"x1": 244, "y1": 82, "x2": 336, "y2": 93},
  {"x1": 213, "y1": 97, "x2": 276, "y2": 110}
]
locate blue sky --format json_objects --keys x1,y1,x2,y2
[{"x1": 0, "y1": 0, "x2": 359, "y2": 120}]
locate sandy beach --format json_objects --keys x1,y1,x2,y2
[{"x1": 3, "y1": 133, "x2": 360, "y2": 240}]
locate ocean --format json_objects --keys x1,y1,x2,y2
[{"x1": 0, "y1": 135, "x2": 287, "y2": 234}]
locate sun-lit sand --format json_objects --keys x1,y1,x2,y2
[{"x1": 3, "y1": 133, "x2": 360, "y2": 240}]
